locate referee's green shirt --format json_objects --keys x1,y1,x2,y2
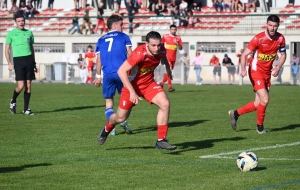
[{"x1": 5, "y1": 28, "x2": 34, "y2": 57}]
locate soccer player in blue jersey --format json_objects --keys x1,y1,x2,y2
[{"x1": 94, "y1": 15, "x2": 133, "y2": 134}]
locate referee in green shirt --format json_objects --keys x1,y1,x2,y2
[{"x1": 5, "y1": 13, "x2": 38, "y2": 115}]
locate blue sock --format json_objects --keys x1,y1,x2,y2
[{"x1": 105, "y1": 108, "x2": 114, "y2": 120}]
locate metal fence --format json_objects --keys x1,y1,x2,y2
[{"x1": 1, "y1": 63, "x2": 299, "y2": 85}]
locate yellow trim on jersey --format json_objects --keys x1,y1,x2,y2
[
  {"x1": 165, "y1": 44, "x2": 177, "y2": 50},
  {"x1": 257, "y1": 53, "x2": 276, "y2": 61},
  {"x1": 139, "y1": 67, "x2": 156, "y2": 74}
]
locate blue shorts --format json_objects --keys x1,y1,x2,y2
[{"x1": 102, "y1": 73, "x2": 123, "y2": 99}]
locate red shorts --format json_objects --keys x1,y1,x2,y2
[
  {"x1": 249, "y1": 72, "x2": 271, "y2": 92},
  {"x1": 87, "y1": 63, "x2": 94, "y2": 71},
  {"x1": 119, "y1": 81, "x2": 165, "y2": 110}
]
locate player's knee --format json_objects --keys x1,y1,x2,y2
[{"x1": 159, "y1": 98, "x2": 170, "y2": 111}]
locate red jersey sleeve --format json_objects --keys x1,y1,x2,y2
[
  {"x1": 247, "y1": 36, "x2": 259, "y2": 52},
  {"x1": 127, "y1": 46, "x2": 145, "y2": 67},
  {"x1": 278, "y1": 35, "x2": 286, "y2": 52}
]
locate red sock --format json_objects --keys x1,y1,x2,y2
[
  {"x1": 105, "y1": 121, "x2": 115, "y2": 132},
  {"x1": 257, "y1": 103, "x2": 267, "y2": 125},
  {"x1": 167, "y1": 75, "x2": 172, "y2": 89},
  {"x1": 161, "y1": 73, "x2": 168, "y2": 84},
  {"x1": 85, "y1": 77, "x2": 90, "y2": 84},
  {"x1": 157, "y1": 125, "x2": 168, "y2": 140},
  {"x1": 237, "y1": 101, "x2": 256, "y2": 116}
]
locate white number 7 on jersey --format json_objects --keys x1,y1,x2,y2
[{"x1": 105, "y1": 38, "x2": 113, "y2": 52}]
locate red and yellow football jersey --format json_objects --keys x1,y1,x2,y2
[
  {"x1": 162, "y1": 34, "x2": 183, "y2": 63},
  {"x1": 247, "y1": 31, "x2": 286, "y2": 76},
  {"x1": 126, "y1": 44, "x2": 166, "y2": 87},
  {"x1": 85, "y1": 51, "x2": 96, "y2": 65}
]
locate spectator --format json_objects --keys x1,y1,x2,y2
[
  {"x1": 19, "y1": 1, "x2": 27, "y2": 13},
  {"x1": 179, "y1": 0, "x2": 188, "y2": 15},
  {"x1": 213, "y1": 0, "x2": 224, "y2": 12},
  {"x1": 48, "y1": 0, "x2": 54, "y2": 9},
  {"x1": 74, "y1": 0, "x2": 83, "y2": 9},
  {"x1": 240, "y1": 0, "x2": 248, "y2": 11},
  {"x1": 107, "y1": 0, "x2": 114, "y2": 10},
  {"x1": 191, "y1": 0, "x2": 202, "y2": 12},
  {"x1": 232, "y1": 0, "x2": 243, "y2": 12},
  {"x1": 80, "y1": 4, "x2": 95, "y2": 35},
  {"x1": 68, "y1": 8, "x2": 82, "y2": 34},
  {"x1": 155, "y1": 0, "x2": 165, "y2": 16},
  {"x1": 0, "y1": 0, "x2": 6, "y2": 10},
  {"x1": 289, "y1": 0, "x2": 295, "y2": 6},
  {"x1": 34, "y1": 0, "x2": 42, "y2": 9},
  {"x1": 25, "y1": 1, "x2": 36, "y2": 19},
  {"x1": 148, "y1": 0, "x2": 157, "y2": 12},
  {"x1": 170, "y1": 7, "x2": 180, "y2": 26},
  {"x1": 94, "y1": 2, "x2": 107, "y2": 34},
  {"x1": 9, "y1": 3, "x2": 19, "y2": 15},
  {"x1": 167, "y1": 0, "x2": 178, "y2": 15},
  {"x1": 127, "y1": 0, "x2": 135, "y2": 33},
  {"x1": 179, "y1": 9, "x2": 188, "y2": 26},
  {"x1": 188, "y1": 10, "x2": 199, "y2": 27},
  {"x1": 177, "y1": 51, "x2": 190, "y2": 84},
  {"x1": 77, "y1": 54, "x2": 86, "y2": 84},
  {"x1": 273, "y1": 54, "x2": 283, "y2": 85},
  {"x1": 290, "y1": 54, "x2": 299, "y2": 85},
  {"x1": 209, "y1": 54, "x2": 221, "y2": 85},
  {"x1": 19, "y1": 0, "x2": 26, "y2": 7},
  {"x1": 248, "y1": 0, "x2": 257, "y2": 12},
  {"x1": 223, "y1": 0, "x2": 232, "y2": 12},
  {"x1": 193, "y1": 51, "x2": 204, "y2": 85},
  {"x1": 222, "y1": 53, "x2": 236, "y2": 84}
]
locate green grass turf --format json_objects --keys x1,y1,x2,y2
[{"x1": 0, "y1": 83, "x2": 299, "y2": 190}]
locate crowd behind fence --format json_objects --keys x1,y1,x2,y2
[{"x1": 1, "y1": 63, "x2": 299, "y2": 86}]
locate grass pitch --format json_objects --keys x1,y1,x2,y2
[{"x1": 0, "y1": 83, "x2": 300, "y2": 190}]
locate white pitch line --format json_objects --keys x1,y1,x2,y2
[
  {"x1": 209, "y1": 156, "x2": 300, "y2": 161},
  {"x1": 200, "y1": 141, "x2": 300, "y2": 158}
]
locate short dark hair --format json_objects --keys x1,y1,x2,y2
[
  {"x1": 107, "y1": 15, "x2": 123, "y2": 30},
  {"x1": 146, "y1": 31, "x2": 161, "y2": 42},
  {"x1": 14, "y1": 12, "x2": 25, "y2": 21},
  {"x1": 267, "y1": 15, "x2": 280, "y2": 25},
  {"x1": 170, "y1": 24, "x2": 177, "y2": 29},
  {"x1": 87, "y1": 45, "x2": 93, "y2": 49}
]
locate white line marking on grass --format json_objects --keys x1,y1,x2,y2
[
  {"x1": 199, "y1": 141, "x2": 300, "y2": 159},
  {"x1": 208, "y1": 156, "x2": 300, "y2": 161}
]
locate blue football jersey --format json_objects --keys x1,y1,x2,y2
[{"x1": 95, "y1": 31, "x2": 132, "y2": 74}]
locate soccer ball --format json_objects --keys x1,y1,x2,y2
[{"x1": 236, "y1": 151, "x2": 258, "y2": 172}]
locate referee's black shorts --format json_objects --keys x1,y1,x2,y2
[{"x1": 13, "y1": 55, "x2": 36, "y2": 81}]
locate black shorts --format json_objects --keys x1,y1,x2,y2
[
  {"x1": 213, "y1": 67, "x2": 221, "y2": 76},
  {"x1": 13, "y1": 55, "x2": 36, "y2": 81}
]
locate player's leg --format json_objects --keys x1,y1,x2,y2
[
  {"x1": 167, "y1": 64, "x2": 175, "y2": 92},
  {"x1": 98, "y1": 88, "x2": 134, "y2": 145},
  {"x1": 255, "y1": 88, "x2": 269, "y2": 134},
  {"x1": 232, "y1": 73, "x2": 235, "y2": 84},
  {"x1": 151, "y1": 90, "x2": 176, "y2": 150},
  {"x1": 23, "y1": 58, "x2": 36, "y2": 115}
]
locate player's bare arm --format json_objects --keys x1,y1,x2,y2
[
  {"x1": 161, "y1": 57, "x2": 173, "y2": 80},
  {"x1": 5, "y1": 44, "x2": 13, "y2": 71},
  {"x1": 240, "y1": 48, "x2": 252, "y2": 77},
  {"x1": 30, "y1": 44, "x2": 38, "y2": 73},
  {"x1": 272, "y1": 51, "x2": 286, "y2": 77},
  {"x1": 118, "y1": 61, "x2": 142, "y2": 105},
  {"x1": 95, "y1": 53, "x2": 102, "y2": 87},
  {"x1": 126, "y1": 46, "x2": 132, "y2": 56}
]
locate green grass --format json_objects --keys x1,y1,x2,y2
[{"x1": 0, "y1": 83, "x2": 300, "y2": 190}]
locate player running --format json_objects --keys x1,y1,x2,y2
[
  {"x1": 228, "y1": 15, "x2": 286, "y2": 134},
  {"x1": 94, "y1": 15, "x2": 133, "y2": 134},
  {"x1": 97, "y1": 31, "x2": 176, "y2": 150},
  {"x1": 159, "y1": 24, "x2": 183, "y2": 92}
]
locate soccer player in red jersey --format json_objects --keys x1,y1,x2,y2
[
  {"x1": 85, "y1": 45, "x2": 96, "y2": 84},
  {"x1": 159, "y1": 24, "x2": 183, "y2": 92},
  {"x1": 229, "y1": 15, "x2": 286, "y2": 134},
  {"x1": 97, "y1": 31, "x2": 177, "y2": 150}
]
